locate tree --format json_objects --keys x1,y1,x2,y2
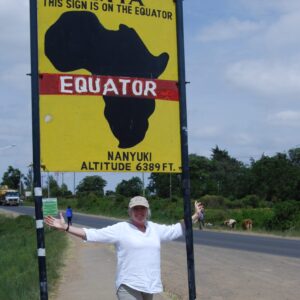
[
  {"x1": 147, "y1": 173, "x2": 181, "y2": 198},
  {"x1": 42, "y1": 175, "x2": 72, "y2": 197},
  {"x1": 1, "y1": 166, "x2": 22, "y2": 189},
  {"x1": 250, "y1": 153, "x2": 300, "y2": 202},
  {"x1": 115, "y1": 176, "x2": 143, "y2": 197},
  {"x1": 23, "y1": 168, "x2": 33, "y2": 192},
  {"x1": 288, "y1": 147, "x2": 300, "y2": 167},
  {"x1": 43, "y1": 175, "x2": 59, "y2": 197},
  {"x1": 76, "y1": 175, "x2": 107, "y2": 197},
  {"x1": 60, "y1": 183, "x2": 73, "y2": 197},
  {"x1": 189, "y1": 154, "x2": 214, "y2": 198},
  {"x1": 266, "y1": 200, "x2": 300, "y2": 230},
  {"x1": 210, "y1": 146, "x2": 249, "y2": 198}
]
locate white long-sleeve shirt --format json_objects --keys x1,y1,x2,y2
[{"x1": 83, "y1": 221, "x2": 183, "y2": 294}]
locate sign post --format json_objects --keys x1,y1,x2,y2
[
  {"x1": 29, "y1": 0, "x2": 48, "y2": 299},
  {"x1": 175, "y1": 1, "x2": 196, "y2": 299}
]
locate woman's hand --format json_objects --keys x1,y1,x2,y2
[
  {"x1": 194, "y1": 201, "x2": 203, "y2": 214},
  {"x1": 44, "y1": 212, "x2": 66, "y2": 231},
  {"x1": 192, "y1": 201, "x2": 202, "y2": 223}
]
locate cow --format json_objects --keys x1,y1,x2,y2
[
  {"x1": 224, "y1": 219, "x2": 237, "y2": 229},
  {"x1": 242, "y1": 219, "x2": 253, "y2": 230}
]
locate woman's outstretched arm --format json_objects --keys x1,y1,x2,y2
[{"x1": 44, "y1": 212, "x2": 86, "y2": 239}]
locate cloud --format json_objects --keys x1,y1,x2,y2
[
  {"x1": 225, "y1": 60, "x2": 300, "y2": 97},
  {"x1": 267, "y1": 110, "x2": 300, "y2": 126},
  {"x1": 196, "y1": 18, "x2": 263, "y2": 42},
  {"x1": 239, "y1": 0, "x2": 300, "y2": 14},
  {"x1": 231, "y1": 133, "x2": 254, "y2": 146},
  {"x1": 0, "y1": 63, "x2": 30, "y2": 92},
  {"x1": 190, "y1": 125, "x2": 222, "y2": 138},
  {"x1": 0, "y1": 1, "x2": 29, "y2": 41},
  {"x1": 260, "y1": 11, "x2": 300, "y2": 51}
]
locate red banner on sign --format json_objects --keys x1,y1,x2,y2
[{"x1": 39, "y1": 73, "x2": 179, "y2": 101}]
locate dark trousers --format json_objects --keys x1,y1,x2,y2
[{"x1": 67, "y1": 217, "x2": 72, "y2": 225}]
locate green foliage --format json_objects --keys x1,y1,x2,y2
[
  {"x1": 210, "y1": 146, "x2": 250, "y2": 198},
  {"x1": 1, "y1": 165, "x2": 22, "y2": 189},
  {"x1": 75, "y1": 194, "x2": 128, "y2": 217},
  {"x1": 76, "y1": 175, "x2": 107, "y2": 197},
  {"x1": 147, "y1": 146, "x2": 300, "y2": 204},
  {"x1": 189, "y1": 154, "x2": 214, "y2": 198},
  {"x1": 42, "y1": 176, "x2": 73, "y2": 198},
  {"x1": 0, "y1": 215, "x2": 68, "y2": 300},
  {"x1": 199, "y1": 194, "x2": 226, "y2": 208},
  {"x1": 54, "y1": 194, "x2": 300, "y2": 234},
  {"x1": 204, "y1": 208, "x2": 274, "y2": 229},
  {"x1": 265, "y1": 200, "x2": 300, "y2": 231},
  {"x1": 147, "y1": 173, "x2": 181, "y2": 198},
  {"x1": 240, "y1": 195, "x2": 266, "y2": 208},
  {"x1": 250, "y1": 153, "x2": 300, "y2": 202},
  {"x1": 288, "y1": 147, "x2": 300, "y2": 167},
  {"x1": 115, "y1": 176, "x2": 144, "y2": 197},
  {"x1": 149, "y1": 196, "x2": 183, "y2": 223},
  {"x1": 77, "y1": 193, "x2": 100, "y2": 210},
  {"x1": 23, "y1": 168, "x2": 33, "y2": 192},
  {"x1": 204, "y1": 209, "x2": 228, "y2": 225}
]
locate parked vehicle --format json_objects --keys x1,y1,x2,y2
[{"x1": 0, "y1": 185, "x2": 20, "y2": 206}]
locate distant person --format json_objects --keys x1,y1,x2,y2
[
  {"x1": 45, "y1": 196, "x2": 200, "y2": 300},
  {"x1": 65, "y1": 206, "x2": 73, "y2": 226},
  {"x1": 196, "y1": 201, "x2": 205, "y2": 230}
]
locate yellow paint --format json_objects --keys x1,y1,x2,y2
[{"x1": 38, "y1": 0, "x2": 181, "y2": 172}]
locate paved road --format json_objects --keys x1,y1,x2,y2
[{"x1": 3, "y1": 205, "x2": 300, "y2": 258}]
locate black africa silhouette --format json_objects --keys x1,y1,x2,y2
[{"x1": 45, "y1": 11, "x2": 169, "y2": 148}]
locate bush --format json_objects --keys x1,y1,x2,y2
[
  {"x1": 77, "y1": 193, "x2": 100, "y2": 210},
  {"x1": 52, "y1": 194, "x2": 300, "y2": 234},
  {"x1": 205, "y1": 209, "x2": 228, "y2": 226},
  {"x1": 240, "y1": 195, "x2": 262, "y2": 208},
  {"x1": 265, "y1": 200, "x2": 300, "y2": 231},
  {"x1": 199, "y1": 195, "x2": 226, "y2": 208},
  {"x1": 224, "y1": 199, "x2": 243, "y2": 209}
]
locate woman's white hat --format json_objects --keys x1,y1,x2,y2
[{"x1": 128, "y1": 196, "x2": 149, "y2": 208}]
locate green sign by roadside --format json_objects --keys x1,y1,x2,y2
[{"x1": 42, "y1": 198, "x2": 58, "y2": 217}]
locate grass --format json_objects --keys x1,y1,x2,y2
[{"x1": 0, "y1": 214, "x2": 68, "y2": 300}]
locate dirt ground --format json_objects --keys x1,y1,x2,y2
[{"x1": 53, "y1": 232, "x2": 300, "y2": 300}]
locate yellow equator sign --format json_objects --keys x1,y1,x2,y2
[{"x1": 38, "y1": 0, "x2": 181, "y2": 173}]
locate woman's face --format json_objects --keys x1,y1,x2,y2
[{"x1": 131, "y1": 205, "x2": 147, "y2": 226}]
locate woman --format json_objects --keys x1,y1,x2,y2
[
  {"x1": 44, "y1": 196, "x2": 200, "y2": 300},
  {"x1": 194, "y1": 201, "x2": 205, "y2": 230}
]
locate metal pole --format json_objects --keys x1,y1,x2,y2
[
  {"x1": 175, "y1": 0, "x2": 196, "y2": 299},
  {"x1": 29, "y1": 0, "x2": 48, "y2": 299}
]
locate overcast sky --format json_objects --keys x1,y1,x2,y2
[{"x1": 1, "y1": 0, "x2": 300, "y2": 192}]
